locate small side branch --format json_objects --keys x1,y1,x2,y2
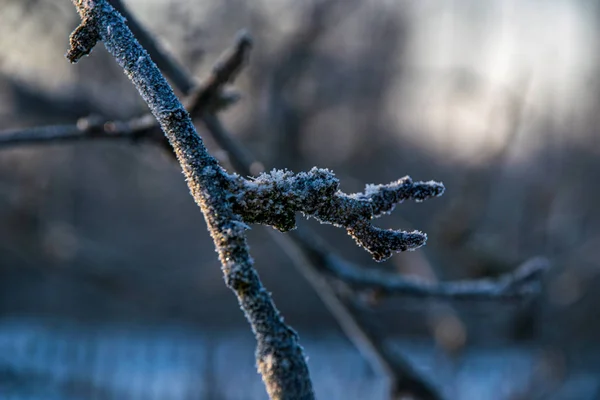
[
  {"x1": 0, "y1": 115, "x2": 158, "y2": 147},
  {"x1": 0, "y1": 32, "x2": 251, "y2": 151},
  {"x1": 232, "y1": 168, "x2": 444, "y2": 261},
  {"x1": 185, "y1": 30, "x2": 252, "y2": 114}
]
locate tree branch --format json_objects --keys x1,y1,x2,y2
[
  {"x1": 185, "y1": 30, "x2": 252, "y2": 115},
  {"x1": 66, "y1": 1, "x2": 314, "y2": 399},
  {"x1": 206, "y1": 124, "x2": 446, "y2": 399},
  {"x1": 292, "y1": 228, "x2": 548, "y2": 300},
  {"x1": 6, "y1": 11, "x2": 444, "y2": 264},
  {"x1": 64, "y1": 3, "x2": 445, "y2": 399},
  {"x1": 232, "y1": 169, "x2": 444, "y2": 261}
]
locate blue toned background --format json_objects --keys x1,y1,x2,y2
[{"x1": 1, "y1": 0, "x2": 600, "y2": 398}]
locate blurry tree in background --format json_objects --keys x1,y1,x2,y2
[{"x1": 0, "y1": 0, "x2": 599, "y2": 399}]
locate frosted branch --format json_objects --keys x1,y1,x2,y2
[
  {"x1": 232, "y1": 168, "x2": 444, "y2": 261},
  {"x1": 66, "y1": 1, "x2": 314, "y2": 399}
]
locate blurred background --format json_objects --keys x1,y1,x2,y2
[{"x1": 1, "y1": 0, "x2": 600, "y2": 398}]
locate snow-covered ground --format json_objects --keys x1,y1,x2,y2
[{"x1": 0, "y1": 318, "x2": 598, "y2": 399}]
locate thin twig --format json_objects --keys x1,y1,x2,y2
[
  {"x1": 201, "y1": 112, "x2": 259, "y2": 175},
  {"x1": 185, "y1": 31, "x2": 252, "y2": 115},
  {"x1": 0, "y1": 114, "x2": 158, "y2": 147},
  {"x1": 0, "y1": 36, "x2": 250, "y2": 154},
  {"x1": 300, "y1": 231, "x2": 548, "y2": 300},
  {"x1": 67, "y1": 1, "x2": 314, "y2": 399}
]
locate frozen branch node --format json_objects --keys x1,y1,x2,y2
[
  {"x1": 232, "y1": 168, "x2": 444, "y2": 261},
  {"x1": 66, "y1": 16, "x2": 100, "y2": 62}
]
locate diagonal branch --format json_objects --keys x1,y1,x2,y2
[
  {"x1": 185, "y1": 30, "x2": 252, "y2": 115},
  {"x1": 66, "y1": 1, "x2": 314, "y2": 399},
  {"x1": 65, "y1": 1, "x2": 446, "y2": 399},
  {"x1": 0, "y1": 2, "x2": 448, "y2": 399}
]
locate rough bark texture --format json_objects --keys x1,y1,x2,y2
[{"x1": 67, "y1": 1, "x2": 315, "y2": 398}]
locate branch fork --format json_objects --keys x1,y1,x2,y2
[{"x1": 232, "y1": 168, "x2": 444, "y2": 261}]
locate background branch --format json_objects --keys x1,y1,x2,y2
[
  {"x1": 0, "y1": 31, "x2": 250, "y2": 153},
  {"x1": 0, "y1": 114, "x2": 158, "y2": 147}
]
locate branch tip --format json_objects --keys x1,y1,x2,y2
[
  {"x1": 349, "y1": 225, "x2": 427, "y2": 262},
  {"x1": 509, "y1": 257, "x2": 549, "y2": 286},
  {"x1": 212, "y1": 31, "x2": 253, "y2": 84},
  {"x1": 361, "y1": 177, "x2": 445, "y2": 217},
  {"x1": 235, "y1": 29, "x2": 253, "y2": 48},
  {"x1": 66, "y1": 21, "x2": 100, "y2": 63}
]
